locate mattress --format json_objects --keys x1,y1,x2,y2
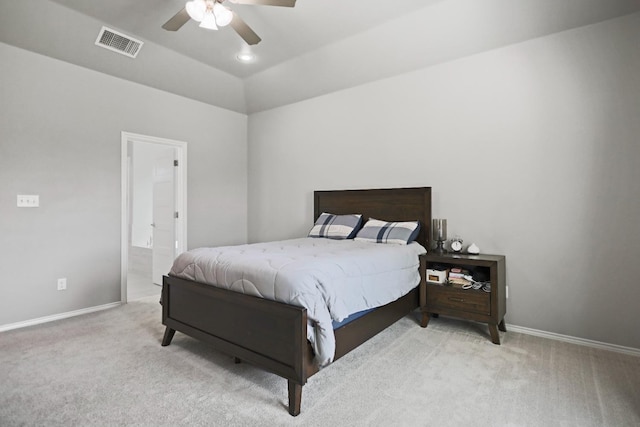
[{"x1": 169, "y1": 237, "x2": 426, "y2": 365}]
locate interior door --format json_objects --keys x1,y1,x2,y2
[{"x1": 152, "y1": 147, "x2": 177, "y2": 285}]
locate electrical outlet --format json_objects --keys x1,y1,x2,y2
[
  {"x1": 57, "y1": 278, "x2": 67, "y2": 291},
  {"x1": 17, "y1": 195, "x2": 39, "y2": 207}
]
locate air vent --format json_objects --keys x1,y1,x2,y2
[{"x1": 95, "y1": 27, "x2": 143, "y2": 58}]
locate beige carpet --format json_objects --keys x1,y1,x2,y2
[{"x1": 1, "y1": 297, "x2": 639, "y2": 426}]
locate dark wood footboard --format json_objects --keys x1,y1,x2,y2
[
  {"x1": 162, "y1": 275, "x2": 311, "y2": 401},
  {"x1": 162, "y1": 255, "x2": 425, "y2": 416}
]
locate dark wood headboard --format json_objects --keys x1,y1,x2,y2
[{"x1": 314, "y1": 187, "x2": 432, "y2": 249}]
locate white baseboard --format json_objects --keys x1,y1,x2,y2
[
  {"x1": 0, "y1": 302, "x2": 122, "y2": 332},
  {"x1": 508, "y1": 324, "x2": 640, "y2": 357}
]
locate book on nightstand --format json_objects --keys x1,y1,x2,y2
[
  {"x1": 447, "y1": 276, "x2": 473, "y2": 288},
  {"x1": 446, "y1": 267, "x2": 471, "y2": 287}
]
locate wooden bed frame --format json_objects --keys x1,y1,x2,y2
[{"x1": 161, "y1": 187, "x2": 432, "y2": 415}]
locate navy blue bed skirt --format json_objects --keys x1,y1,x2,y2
[{"x1": 332, "y1": 308, "x2": 374, "y2": 329}]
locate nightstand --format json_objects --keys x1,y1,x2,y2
[{"x1": 421, "y1": 253, "x2": 506, "y2": 344}]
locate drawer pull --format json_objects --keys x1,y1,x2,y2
[{"x1": 449, "y1": 297, "x2": 465, "y2": 302}]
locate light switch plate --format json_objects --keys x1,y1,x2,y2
[{"x1": 17, "y1": 195, "x2": 39, "y2": 207}]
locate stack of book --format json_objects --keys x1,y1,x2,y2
[{"x1": 447, "y1": 267, "x2": 473, "y2": 288}]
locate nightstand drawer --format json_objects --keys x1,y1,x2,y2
[{"x1": 427, "y1": 285, "x2": 490, "y2": 315}]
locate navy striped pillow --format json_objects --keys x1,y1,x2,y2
[
  {"x1": 354, "y1": 218, "x2": 420, "y2": 245},
  {"x1": 308, "y1": 213, "x2": 362, "y2": 239}
]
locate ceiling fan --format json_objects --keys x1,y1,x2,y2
[{"x1": 162, "y1": 0, "x2": 296, "y2": 45}]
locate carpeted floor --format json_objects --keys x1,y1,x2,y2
[{"x1": 1, "y1": 297, "x2": 639, "y2": 426}]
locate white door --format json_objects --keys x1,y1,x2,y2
[{"x1": 152, "y1": 147, "x2": 177, "y2": 285}]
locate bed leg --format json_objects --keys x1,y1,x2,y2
[
  {"x1": 161, "y1": 327, "x2": 176, "y2": 346},
  {"x1": 287, "y1": 380, "x2": 302, "y2": 416}
]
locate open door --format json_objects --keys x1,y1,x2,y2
[
  {"x1": 152, "y1": 147, "x2": 177, "y2": 285},
  {"x1": 121, "y1": 132, "x2": 187, "y2": 303}
]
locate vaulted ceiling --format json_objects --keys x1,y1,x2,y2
[{"x1": 2, "y1": 0, "x2": 639, "y2": 113}]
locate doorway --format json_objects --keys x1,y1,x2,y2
[{"x1": 121, "y1": 132, "x2": 187, "y2": 303}]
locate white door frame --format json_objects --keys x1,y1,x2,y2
[{"x1": 121, "y1": 132, "x2": 187, "y2": 303}]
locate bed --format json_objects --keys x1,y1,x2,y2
[{"x1": 161, "y1": 187, "x2": 432, "y2": 415}]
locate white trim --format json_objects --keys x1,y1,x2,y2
[
  {"x1": 0, "y1": 302, "x2": 121, "y2": 332},
  {"x1": 121, "y1": 132, "x2": 188, "y2": 304},
  {"x1": 121, "y1": 135, "x2": 128, "y2": 303},
  {"x1": 508, "y1": 324, "x2": 640, "y2": 357}
]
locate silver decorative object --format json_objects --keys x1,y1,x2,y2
[{"x1": 432, "y1": 219, "x2": 447, "y2": 254}]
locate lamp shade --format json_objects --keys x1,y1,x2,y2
[
  {"x1": 199, "y1": 11, "x2": 218, "y2": 30},
  {"x1": 213, "y1": 3, "x2": 233, "y2": 27},
  {"x1": 185, "y1": 0, "x2": 206, "y2": 22}
]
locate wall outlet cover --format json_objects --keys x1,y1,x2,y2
[{"x1": 17, "y1": 195, "x2": 39, "y2": 207}]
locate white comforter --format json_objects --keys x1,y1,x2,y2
[{"x1": 169, "y1": 237, "x2": 426, "y2": 366}]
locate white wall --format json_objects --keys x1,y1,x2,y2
[
  {"x1": 0, "y1": 42, "x2": 248, "y2": 326},
  {"x1": 248, "y1": 14, "x2": 640, "y2": 350}
]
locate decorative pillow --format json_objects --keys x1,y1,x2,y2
[
  {"x1": 308, "y1": 213, "x2": 363, "y2": 240},
  {"x1": 354, "y1": 218, "x2": 421, "y2": 245}
]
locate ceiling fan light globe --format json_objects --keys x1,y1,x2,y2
[
  {"x1": 213, "y1": 3, "x2": 233, "y2": 27},
  {"x1": 199, "y1": 11, "x2": 219, "y2": 30},
  {"x1": 185, "y1": 0, "x2": 206, "y2": 22}
]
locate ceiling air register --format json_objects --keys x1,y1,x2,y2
[{"x1": 95, "y1": 27, "x2": 144, "y2": 58}]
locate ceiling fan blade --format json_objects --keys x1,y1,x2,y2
[
  {"x1": 162, "y1": 7, "x2": 191, "y2": 31},
  {"x1": 230, "y1": 12, "x2": 262, "y2": 45},
  {"x1": 228, "y1": 0, "x2": 296, "y2": 7}
]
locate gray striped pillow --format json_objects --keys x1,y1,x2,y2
[
  {"x1": 354, "y1": 218, "x2": 420, "y2": 245},
  {"x1": 308, "y1": 213, "x2": 363, "y2": 239}
]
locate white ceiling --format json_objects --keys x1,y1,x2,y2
[
  {"x1": 51, "y1": 0, "x2": 439, "y2": 78},
  {"x1": 2, "y1": 0, "x2": 640, "y2": 113}
]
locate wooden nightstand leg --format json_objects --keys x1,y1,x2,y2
[
  {"x1": 420, "y1": 311, "x2": 430, "y2": 328},
  {"x1": 498, "y1": 319, "x2": 507, "y2": 332},
  {"x1": 488, "y1": 323, "x2": 501, "y2": 345}
]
